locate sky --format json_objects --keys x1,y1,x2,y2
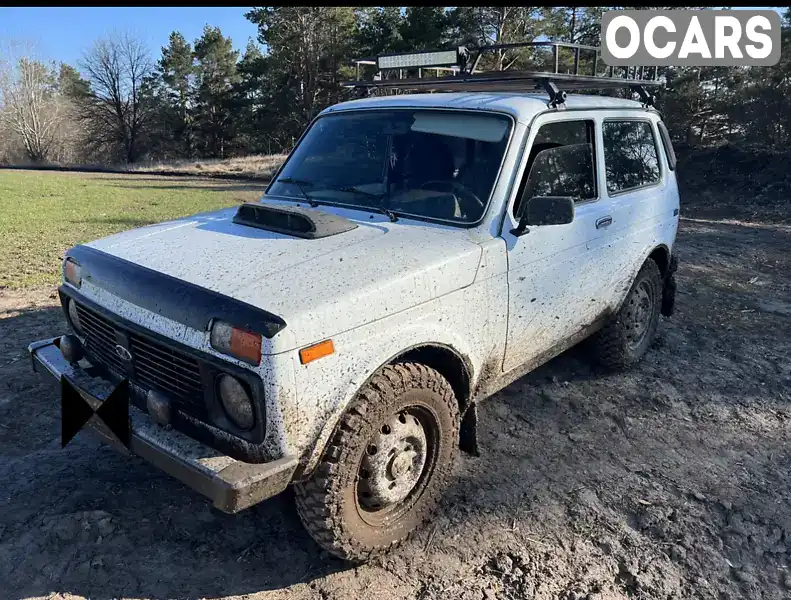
[
  {"x1": 0, "y1": 7, "x2": 260, "y2": 68},
  {"x1": 0, "y1": 6, "x2": 786, "y2": 72}
]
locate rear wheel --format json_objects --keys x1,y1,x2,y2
[
  {"x1": 294, "y1": 362, "x2": 459, "y2": 562},
  {"x1": 591, "y1": 259, "x2": 663, "y2": 370}
]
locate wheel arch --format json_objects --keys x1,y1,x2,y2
[
  {"x1": 394, "y1": 343, "x2": 473, "y2": 410},
  {"x1": 613, "y1": 243, "x2": 671, "y2": 314},
  {"x1": 295, "y1": 341, "x2": 477, "y2": 480},
  {"x1": 648, "y1": 244, "x2": 671, "y2": 277},
  {"x1": 593, "y1": 244, "x2": 667, "y2": 370}
]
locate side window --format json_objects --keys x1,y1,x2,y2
[
  {"x1": 657, "y1": 121, "x2": 677, "y2": 171},
  {"x1": 602, "y1": 120, "x2": 661, "y2": 195},
  {"x1": 513, "y1": 120, "x2": 597, "y2": 217}
]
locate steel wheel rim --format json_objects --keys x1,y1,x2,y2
[
  {"x1": 625, "y1": 280, "x2": 654, "y2": 350},
  {"x1": 355, "y1": 405, "x2": 438, "y2": 526}
]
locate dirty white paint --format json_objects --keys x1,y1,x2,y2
[
  {"x1": 84, "y1": 209, "x2": 484, "y2": 356},
  {"x1": 294, "y1": 253, "x2": 510, "y2": 474},
  {"x1": 499, "y1": 109, "x2": 679, "y2": 371},
  {"x1": 59, "y1": 92, "x2": 679, "y2": 478}
]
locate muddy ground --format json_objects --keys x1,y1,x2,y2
[{"x1": 1, "y1": 216, "x2": 790, "y2": 600}]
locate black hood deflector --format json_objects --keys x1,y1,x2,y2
[
  {"x1": 233, "y1": 202, "x2": 358, "y2": 239},
  {"x1": 64, "y1": 245, "x2": 287, "y2": 339}
]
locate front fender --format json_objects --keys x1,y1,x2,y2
[{"x1": 291, "y1": 309, "x2": 491, "y2": 479}]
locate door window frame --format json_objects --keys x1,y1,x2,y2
[
  {"x1": 656, "y1": 120, "x2": 677, "y2": 171},
  {"x1": 507, "y1": 117, "x2": 601, "y2": 222},
  {"x1": 601, "y1": 117, "x2": 664, "y2": 198}
]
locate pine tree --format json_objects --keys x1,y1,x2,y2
[
  {"x1": 156, "y1": 32, "x2": 195, "y2": 157},
  {"x1": 192, "y1": 26, "x2": 240, "y2": 158},
  {"x1": 57, "y1": 63, "x2": 91, "y2": 99},
  {"x1": 245, "y1": 7, "x2": 357, "y2": 146},
  {"x1": 354, "y1": 7, "x2": 405, "y2": 58}
]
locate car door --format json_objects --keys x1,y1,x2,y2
[
  {"x1": 594, "y1": 115, "x2": 668, "y2": 309},
  {"x1": 501, "y1": 115, "x2": 614, "y2": 373}
]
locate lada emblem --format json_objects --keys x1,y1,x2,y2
[{"x1": 114, "y1": 344, "x2": 133, "y2": 362}]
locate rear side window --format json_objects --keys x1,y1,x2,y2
[
  {"x1": 602, "y1": 120, "x2": 661, "y2": 195},
  {"x1": 657, "y1": 121, "x2": 677, "y2": 171}
]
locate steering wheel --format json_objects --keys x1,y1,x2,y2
[{"x1": 418, "y1": 180, "x2": 485, "y2": 218}]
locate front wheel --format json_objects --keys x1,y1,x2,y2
[
  {"x1": 591, "y1": 258, "x2": 663, "y2": 370},
  {"x1": 294, "y1": 362, "x2": 459, "y2": 562}
]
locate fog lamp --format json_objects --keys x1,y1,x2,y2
[
  {"x1": 147, "y1": 389, "x2": 172, "y2": 427},
  {"x1": 60, "y1": 334, "x2": 84, "y2": 364}
]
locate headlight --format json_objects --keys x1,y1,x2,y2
[
  {"x1": 217, "y1": 374, "x2": 254, "y2": 430},
  {"x1": 210, "y1": 320, "x2": 262, "y2": 365},
  {"x1": 67, "y1": 299, "x2": 83, "y2": 335},
  {"x1": 64, "y1": 257, "x2": 81, "y2": 288}
]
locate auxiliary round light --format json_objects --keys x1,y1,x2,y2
[{"x1": 59, "y1": 334, "x2": 84, "y2": 364}]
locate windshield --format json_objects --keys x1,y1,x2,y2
[{"x1": 266, "y1": 109, "x2": 513, "y2": 224}]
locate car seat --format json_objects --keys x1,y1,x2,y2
[{"x1": 402, "y1": 135, "x2": 458, "y2": 220}]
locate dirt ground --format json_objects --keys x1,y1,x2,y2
[{"x1": 1, "y1": 216, "x2": 790, "y2": 600}]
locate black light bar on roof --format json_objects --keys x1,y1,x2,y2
[{"x1": 377, "y1": 48, "x2": 464, "y2": 70}]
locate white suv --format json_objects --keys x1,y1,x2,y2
[{"x1": 29, "y1": 86, "x2": 679, "y2": 562}]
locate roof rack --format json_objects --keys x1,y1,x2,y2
[{"x1": 345, "y1": 41, "x2": 662, "y2": 108}]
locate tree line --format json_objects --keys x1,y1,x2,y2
[{"x1": 1, "y1": 6, "x2": 790, "y2": 166}]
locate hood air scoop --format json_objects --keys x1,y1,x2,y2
[{"x1": 232, "y1": 202, "x2": 358, "y2": 239}]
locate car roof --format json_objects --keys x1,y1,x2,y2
[{"x1": 320, "y1": 92, "x2": 648, "y2": 123}]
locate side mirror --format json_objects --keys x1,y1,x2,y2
[{"x1": 511, "y1": 196, "x2": 575, "y2": 236}]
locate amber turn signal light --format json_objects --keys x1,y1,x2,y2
[
  {"x1": 64, "y1": 258, "x2": 82, "y2": 288},
  {"x1": 299, "y1": 339, "x2": 334, "y2": 365},
  {"x1": 210, "y1": 321, "x2": 262, "y2": 365}
]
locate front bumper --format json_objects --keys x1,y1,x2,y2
[{"x1": 28, "y1": 337, "x2": 298, "y2": 514}]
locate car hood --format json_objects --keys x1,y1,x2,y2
[{"x1": 85, "y1": 202, "x2": 483, "y2": 349}]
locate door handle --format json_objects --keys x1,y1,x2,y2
[{"x1": 595, "y1": 216, "x2": 613, "y2": 229}]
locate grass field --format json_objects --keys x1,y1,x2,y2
[{"x1": 0, "y1": 170, "x2": 268, "y2": 289}]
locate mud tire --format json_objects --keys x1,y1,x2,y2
[
  {"x1": 294, "y1": 362, "x2": 459, "y2": 563},
  {"x1": 591, "y1": 259, "x2": 663, "y2": 370}
]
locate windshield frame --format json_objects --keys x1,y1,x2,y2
[{"x1": 263, "y1": 107, "x2": 517, "y2": 229}]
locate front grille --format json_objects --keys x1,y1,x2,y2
[{"x1": 74, "y1": 302, "x2": 205, "y2": 408}]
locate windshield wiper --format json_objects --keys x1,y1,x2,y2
[
  {"x1": 275, "y1": 177, "x2": 320, "y2": 208},
  {"x1": 334, "y1": 186, "x2": 398, "y2": 223}
]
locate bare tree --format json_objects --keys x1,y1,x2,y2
[
  {"x1": 78, "y1": 31, "x2": 153, "y2": 164},
  {"x1": 450, "y1": 7, "x2": 545, "y2": 72},
  {"x1": 0, "y1": 40, "x2": 64, "y2": 162}
]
